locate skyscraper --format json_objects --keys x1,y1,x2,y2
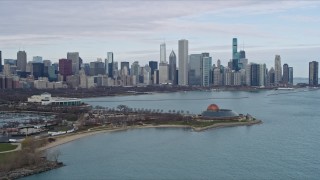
[
  {"x1": 59, "y1": 59, "x2": 72, "y2": 81},
  {"x1": 107, "y1": 52, "x2": 114, "y2": 78},
  {"x1": 0, "y1": 50, "x2": 2, "y2": 73},
  {"x1": 160, "y1": 43, "x2": 166, "y2": 63},
  {"x1": 67, "y1": 52, "x2": 79, "y2": 75},
  {"x1": 33, "y1": 56, "x2": 43, "y2": 63},
  {"x1": 289, "y1": 67, "x2": 293, "y2": 85},
  {"x1": 202, "y1": 56, "x2": 212, "y2": 87},
  {"x1": 309, "y1": 61, "x2": 318, "y2": 86},
  {"x1": 188, "y1": 54, "x2": 202, "y2": 86},
  {"x1": 232, "y1": 38, "x2": 237, "y2": 59},
  {"x1": 159, "y1": 62, "x2": 169, "y2": 84},
  {"x1": 282, "y1": 63, "x2": 289, "y2": 85},
  {"x1": 17, "y1": 51, "x2": 27, "y2": 72},
  {"x1": 169, "y1": 50, "x2": 177, "y2": 85},
  {"x1": 274, "y1": 55, "x2": 282, "y2": 85},
  {"x1": 178, "y1": 39, "x2": 188, "y2": 86}
]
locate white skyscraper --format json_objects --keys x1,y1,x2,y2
[
  {"x1": 178, "y1": 39, "x2": 188, "y2": 85},
  {"x1": 159, "y1": 62, "x2": 169, "y2": 84},
  {"x1": 67, "y1": 52, "x2": 79, "y2": 75},
  {"x1": 160, "y1": 43, "x2": 166, "y2": 63},
  {"x1": 274, "y1": 55, "x2": 282, "y2": 85}
]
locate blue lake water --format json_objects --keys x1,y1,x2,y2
[{"x1": 24, "y1": 89, "x2": 320, "y2": 179}]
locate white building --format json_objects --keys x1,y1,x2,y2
[{"x1": 28, "y1": 93, "x2": 81, "y2": 106}]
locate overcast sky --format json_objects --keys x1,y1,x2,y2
[{"x1": 1, "y1": 0, "x2": 320, "y2": 77}]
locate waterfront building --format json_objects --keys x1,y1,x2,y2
[
  {"x1": 188, "y1": 54, "x2": 202, "y2": 86},
  {"x1": 239, "y1": 58, "x2": 248, "y2": 70},
  {"x1": 17, "y1": 51, "x2": 27, "y2": 72},
  {"x1": 250, "y1": 63, "x2": 260, "y2": 86},
  {"x1": 178, "y1": 39, "x2": 188, "y2": 86},
  {"x1": 67, "y1": 52, "x2": 80, "y2": 75},
  {"x1": 309, "y1": 61, "x2": 318, "y2": 86},
  {"x1": 259, "y1": 64, "x2": 266, "y2": 87},
  {"x1": 274, "y1": 55, "x2": 282, "y2": 85},
  {"x1": 159, "y1": 62, "x2": 169, "y2": 84},
  {"x1": 213, "y1": 68, "x2": 222, "y2": 86},
  {"x1": 66, "y1": 75, "x2": 80, "y2": 88},
  {"x1": 268, "y1": 67, "x2": 275, "y2": 86},
  {"x1": 202, "y1": 104, "x2": 239, "y2": 119},
  {"x1": 143, "y1": 65, "x2": 151, "y2": 85},
  {"x1": 28, "y1": 93, "x2": 81, "y2": 106},
  {"x1": 149, "y1": 61, "x2": 158, "y2": 83},
  {"x1": 160, "y1": 43, "x2": 166, "y2": 63},
  {"x1": 59, "y1": 59, "x2": 72, "y2": 81},
  {"x1": 282, "y1": 63, "x2": 289, "y2": 85},
  {"x1": 131, "y1": 61, "x2": 140, "y2": 83},
  {"x1": 289, "y1": 67, "x2": 293, "y2": 85},
  {"x1": 107, "y1": 52, "x2": 114, "y2": 78},
  {"x1": 33, "y1": 56, "x2": 43, "y2": 63},
  {"x1": 233, "y1": 71, "x2": 241, "y2": 86},
  {"x1": 169, "y1": 50, "x2": 177, "y2": 85},
  {"x1": 202, "y1": 56, "x2": 212, "y2": 87},
  {"x1": 224, "y1": 67, "x2": 232, "y2": 86}
]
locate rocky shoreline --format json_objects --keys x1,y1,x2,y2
[{"x1": 0, "y1": 161, "x2": 63, "y2": 180}]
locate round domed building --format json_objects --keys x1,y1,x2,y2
[{"x1": 201, "y1": 104, "x2": 239, "y2": 120}]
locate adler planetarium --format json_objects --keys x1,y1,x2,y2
[{"x1": 202, "y1": 104, "x2": 239, "y2": 119}]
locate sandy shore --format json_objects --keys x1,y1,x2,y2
[{"x1": 38, "y1": 121, "x2": 262, "y2": 151}]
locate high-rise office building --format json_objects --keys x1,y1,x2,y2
[
  {"x1": 274, "y1": 55, "x2": 282, "y2": 85},
  {"x1": 160, "y1": 43, "x2": 166, "y2": 63},
  {"x1": 159, "y1": 62, "x2": 169, "y2": 84},
  {"x1": 232, "y1": 38, "x2": 238, "y2": 60},
  {"x1": 178, "y1": 39, "x2": 188, "y2": 85},
  {"x1": 131, "y1": 61, "x2": 140, "y2": 83},
  {"x1": 188, "y1": 54, "x2": 202, "y2": 86},
  {"x1": 67, "y1": 52, "x2": 79, "y2": 75},
  {"x1": 250, "y1": 63, "x2": 260, "y2": 86},
  {"x1": 33, "y1": 56, "x2": 43, "y2": 63},
  {"x1": 107, "y1": 52, "x2": 114, "y2": 78},
  {"x1": 169, "y1": 50, "x2": 177, "y2": 85},
  {"x1": 17, "y1": 51, "x2": 27, "y2": 72},
  {"x1": 59, "y1": 59, "x2": 72, "y2": 81},
  {"x1": 0, "y1": 50, "x2": 2, "y2": 72},
  {"x1": 289, "y1": 67, "x2": 293, "y2": 85},
  {"x1": 282, "y1": 63, "x2": 289, "y2": 85},
  {"x1": 32, "y1": 63, "x2": 44, "y2": 79},
  {"x1": 90, "y1": 61, "x2": 105, "y2": 76},
  {"x1": 268, "y1": 67, "x2": 275, "y2": 86},
  {"x1": 202, "y1": 56, "x2": 212, "y2": 87},
  {"x1": 309, "y1": 61, "x2": 318, "y2": 86},
  {"x1": 104, "y1": 58, "x2": 109, "y2": 76}
]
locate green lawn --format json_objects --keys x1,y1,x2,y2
[{"x1": 0, "y1": 143, "x2": 18, "y2": 152}]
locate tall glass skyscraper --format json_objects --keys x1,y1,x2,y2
[
  {"x1": 309, "y1": 61, "x2": 318, "y2": 86},
  {"x1": 178, "y1": 39, "x2": 188, "y2": 86},
  {"x1": 188, "y1": 54, "x2": 202, "y2": 86},
  {"x1": 17, "y1": 51, "x2": 27, "y2": 72},
  {"x1": 274, "y1": 55, "x2": 282, "y2": 85},
  {"x1": 169, "y1": 50, "x2": 177, "y2": 85}
]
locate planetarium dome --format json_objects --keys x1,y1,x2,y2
[{"x1": 207, "y1": 104, "x2": 220, "y2": 111}]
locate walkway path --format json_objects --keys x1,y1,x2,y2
[{"x1": 0, "y1": 143, "x2": 22, "y2": 154}]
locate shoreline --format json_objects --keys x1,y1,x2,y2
[{"x1": 38, "y1": 120, "x2": 262, "y2": 151}]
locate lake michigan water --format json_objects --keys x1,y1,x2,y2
[{"x1": 24, "y1": 89, "x2": 320, "y2": 179}]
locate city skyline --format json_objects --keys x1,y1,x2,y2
[{"x1": 1, "y1": 1, "x2": 320, "y2": 77}]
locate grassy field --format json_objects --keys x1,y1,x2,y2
[{"x1": 0, "y1": 144, "x2": 18, "y2": 152}]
